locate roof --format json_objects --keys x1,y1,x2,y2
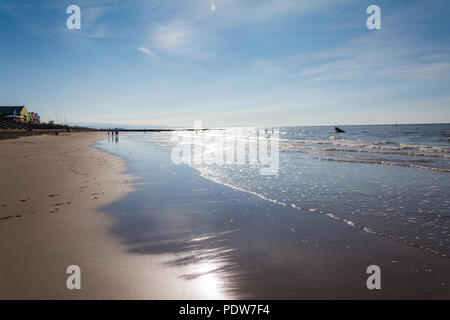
[
  {"x1": 4, "y1": 115, "x2": 25, "y2": 119},
  {"x1": 0, "y1": 106, "x2": 27, "y2": 115}
]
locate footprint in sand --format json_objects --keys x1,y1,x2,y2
[
  {"x1": 54, "y1": 202, "x2": 71, "y2": 206},
  {"x1": 0, "y1": 215, "x2": 22, "y2": 221},
  {"x1": 48, "y1": 194, "x2": 61, "y2": 197}
]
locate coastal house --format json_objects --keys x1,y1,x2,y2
[
  {"x1": 0, "y1": 106, "x2": 40, "y2": 123},
  {"x1": 0, "y1": 106, "x2": 30, "y2": 123}
]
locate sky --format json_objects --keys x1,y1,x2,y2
[{"x1": 0, "y1": 0, "x2": 449, "y2": 127}]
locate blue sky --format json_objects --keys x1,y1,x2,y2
[{"x1": 1, "y1": 0, "x2": 449, "y2": 127}]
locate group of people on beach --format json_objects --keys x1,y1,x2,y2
[
  {"x1": 107, "y1": 129, "x2": 119, "y2": 143},
  {"x1": 107, "y1": 129, "x2": 119, "y2": 136}
]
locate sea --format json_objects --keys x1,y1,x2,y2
[{"x1": 99, "y1": 123, "x2": 450, "y2": 258}]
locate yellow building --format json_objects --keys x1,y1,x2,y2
[{"x1": 0, "y1": 106, "x2": 30, "y2": 123}]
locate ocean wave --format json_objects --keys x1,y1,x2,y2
[
  {"x1": 280, "y1": 138, "x2": 450, "y2": 158},
  {"x1": 312, "y1": 156, "x2": 450, "y2": 172}
]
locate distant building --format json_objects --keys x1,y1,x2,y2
[
  {"x1": 0, "y1": 106, "x2": 40, "y2": 123},
  {"x1": 0, "y1": 106, "x2": 30, "y2": 123}
]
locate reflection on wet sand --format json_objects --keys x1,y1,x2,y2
[{"x1": 107, "y1": 134, "x2": 119, "y2": 144}]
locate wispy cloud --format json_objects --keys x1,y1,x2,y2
[
  {"x1": 296, "y1": 39, "x2": 450, "y2": 81},
  {"x1": 144, "y1": 0, "x2": 356, "y2": 60},
  {"x1": 294, "y1": 11, "x2": 450, "y2": 82},
  {"x1": 137, "y1": 46, "x2": 158, "y2": 58},
  {"x1": 152, "y1": 21, "x2": 193, "y2": 53},
  {"x1": 151, "y1": 20, "x2": 216, "y2": 59},
  {"x1": 272, "y1": 0, "x2": 355, "y2": 15}
]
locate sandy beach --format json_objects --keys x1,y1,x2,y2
[{"x1": 0, "y1": 133, "x2": 221, "y2": 299}]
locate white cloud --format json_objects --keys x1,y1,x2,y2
[
  {"x1": 295, "y1": 31, "x2": 450, "y2": 81},
  {"x1": 289, "y1": 0, "x2": 450, "y2": 82},
  {"x1": 151, "y1": 21, "x2": 216, "y2": 59},
  {"x1": 145, "y1": 0, "x2": 354, "y2": 60},
  {"x1": 379, "y1": 62, "x2": 450, "y2": 80},
  {"x1": 273, "y1": 0, "x2": 353, "y2": 13},
  {"x1": 153, "y1": 22, "x2": 193, "y2": 53},
  {"x1": 137, "y1": 46, "x2": 158, "y2": 58}
]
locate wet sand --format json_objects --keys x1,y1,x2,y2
[{"x1": 0, "y1": 133, "x2": 221, "y2": 299}]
